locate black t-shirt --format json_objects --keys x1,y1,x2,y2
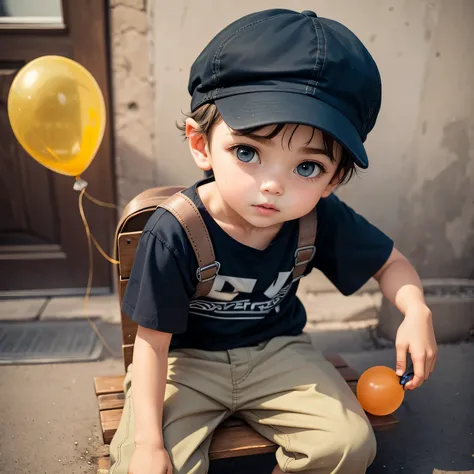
[{"x1": 122, "y1": 178, "x2": 393, "y2": 351}]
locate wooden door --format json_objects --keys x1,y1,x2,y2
[{"x1": 0, "y1": 0, "x2": 116, "y2": 296}]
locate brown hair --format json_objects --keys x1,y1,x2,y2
[{"x1": 177, "y1": 103, "x2": 358, "y2": 184}]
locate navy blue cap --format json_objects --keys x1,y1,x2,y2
[{"x1": 188, "y1": 9, "x2": 382, "y2": 168}]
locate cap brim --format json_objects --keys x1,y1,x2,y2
[{"x1": 214, "y1": 91, "x2": 368, "y2": 168}]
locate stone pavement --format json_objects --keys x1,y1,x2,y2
[
  {"x1": 0, "y1": 293, "x2": 121, "y2": 324},
  {"x1": 0, "y1": 357, "x2": 120, "y2": 474}
]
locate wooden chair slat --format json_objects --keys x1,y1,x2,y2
[
  {"x1": 118, "y1": 232, "x2": 141, "y2": 279},
  {"x1": 348, "y1": 381, "x2": 357, "y2": 392},
  {"x1": 97, "y1": 456, "x2": 110, "y2": 474},
  {"x1": 324, "y1": 354, "x2": 347, "y2": 368},
  {"x1": 100, "y1": 409, "x2": 123, "y2": 444},
  {"x1": 94, "y1": 376, "x2": 125, "y2": 395},
  {"x1": 367, "y1": 413, "x2": 399, "y2": 428},
  {"x1": 121, "y1": 314, "x2": 137, "y2": 345},
  {"x1": 338, "y1": 366, "x2": 359, "y2": 382},
  {"x1": 123, "y1": 344, "x2": 134, "y2": 370},
  {"x1": 98, "y1": 392, "x2": 125, "y2": 411},
  {"x1": 209, "y1": 423, "x2": 277, "y2": 459},
  {"x1": 219, "y1": 417, "x2": 244, "y2": 428},
  {"x1": 119, "y1": 280, "x2": 138, "y2": 346}
]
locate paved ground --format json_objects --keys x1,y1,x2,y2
[
  {"x1": 0, "y1": 320, "x2": 473, "y2": 474},
  {"x1": 0, "y1": 358, "x2": 119, "y2": 474}
]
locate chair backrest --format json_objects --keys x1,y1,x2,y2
[{"x1": 115, "y1": 186, "x2": 185, "y2": 369}]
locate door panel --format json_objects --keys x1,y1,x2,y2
[
  {"x1": 0, "y1": 67, "x2": 57, "y2": 248},
  {"x1": 0, "y1": 0, "x2": 115, "y2": 295}
]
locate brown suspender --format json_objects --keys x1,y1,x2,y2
[
  {"x1": 159, "y1": 192, "x2": 317, "y2": 298},
  {"x1": 292, "y1": 207, "x2": 318, "y2": 281},
  {"x1": 159, "y1": 193, "x2": 219, "y2": 298}
]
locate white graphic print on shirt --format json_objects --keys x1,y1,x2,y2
[{"x1": 189, "y1": 271, "x2": 293, "y2": 320}]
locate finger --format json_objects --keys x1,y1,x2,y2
[
  {"x1": 395, "y1": 342, "x2": 407, "y2": 376},
  {"x1": 407, "y1": 353, "x2": 426, "y2": 389},
  {"x1": 430, "y1": 352, "x2": 437, "y2": 373},
  {"x1": 425, "y1": 356, "x2": 431, "y2": 381},
  {"x1": 404, "y1": 375, "x2": 423, "y2": 390}
]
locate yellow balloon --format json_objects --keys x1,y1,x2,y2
[{"x1": 7, "y1": 55, "x2": 105, "y2": 177}]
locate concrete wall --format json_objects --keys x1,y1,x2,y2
[
  {"x1": 110, "y1": 0, "x2": 157, "y2": 209},
  {"x1": 111, "y1": 0, "x2": 474, "y2": 279}
]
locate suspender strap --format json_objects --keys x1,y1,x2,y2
[
  {"x1": 292, "y1": 207, "x2": 318, "y2": 280},
  {"x1": 160, "y1": 192, "x2": 317, "y2": 297},
  {"x1": 159, "y1": 193, "x2": 220, "y2": 298}
]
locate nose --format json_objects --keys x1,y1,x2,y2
[{"x1": 260, "y1": 178, "x2": 283, "y2": 196}]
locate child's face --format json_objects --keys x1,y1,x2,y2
[{"x1": 188, "y1": 119, "x2": 342, "y2": 228}]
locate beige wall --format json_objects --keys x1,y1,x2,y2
[
  {"x1": 110, "y1": 0, "x2": 156, "y2": 209},
  {"x1": 112, "y1": 0, "x2": 474, "y2": 278}
]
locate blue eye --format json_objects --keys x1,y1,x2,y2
[
  {"x1": 233, "y1": 146, "x2": 259, "y2": 163},
  {"x1": 295, "y1": 162, "x2": 321, "y2": 178}
]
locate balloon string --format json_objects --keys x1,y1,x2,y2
[
  {"x1": 84, "y1": 190, "x2": 117, "y2": 209},
  {"x1": 91, "y1": 232, "x2": 119, "y2": 264},
  {"x1": 78, "y1": 189, "x2": 121, "y2": 358},
  {"x1": 78, "y1": 189, "x2": 119, "y2": 265}
]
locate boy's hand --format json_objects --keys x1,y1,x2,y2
[
  {"x1": 395, "y1": 301, "x2": 437, "y2": 390},
  {"x1": 129, "y1": 445, "x2": 172, "y2": 474}
]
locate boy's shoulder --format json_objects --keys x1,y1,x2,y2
[
  {"x1": 142, "y1": 182, "x2": 201, "y2": 254},
  {"x1": 315, "y1": 192, "x2": 378, "y2": 241},
  {"x1": 315, "y1": 193, "x2": 353, "y2": 232}
]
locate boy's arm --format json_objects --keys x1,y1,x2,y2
[
  {"x1": 132, "y1": 325, "x2": 172, "y2": 448},
  {"x1": 373, "y1": 247, "x2": 437, "y2": 390}
]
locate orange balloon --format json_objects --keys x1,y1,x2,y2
[{"x1": 356, "y1": 366, "x2": 405, "y2": 416}]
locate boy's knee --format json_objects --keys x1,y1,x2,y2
[
  {"x1": 300, "y1": 415, "x2": 376, "y2": 472},
  {"x1": 343, "y1": 418, "x2": 377, "y2": 465},
  {"x1": 326, "y1": 416, "x2": 376, "y2": 471}
]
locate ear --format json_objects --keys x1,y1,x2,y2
[
  {"x1": 186, "y1": 118, "x2": 212, "y2": 171},
  {"x1": 321, "y1": 170, "x2": 344, "y2": 198}
]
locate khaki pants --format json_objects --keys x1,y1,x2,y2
[{"x1": 110, "y1": 333, "x2": 376, "y2": 473}]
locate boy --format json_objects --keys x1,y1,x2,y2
[{"x1": 110, "y1": 9, "x2": 437, "y2": 474}]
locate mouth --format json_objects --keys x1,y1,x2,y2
[{"x1": 253, "y1": 203, "x2": 280, "y2": 213}]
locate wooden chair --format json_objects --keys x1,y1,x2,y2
[{"x1": 94, "y1": 188, "x2": 397, "y2": 473}]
